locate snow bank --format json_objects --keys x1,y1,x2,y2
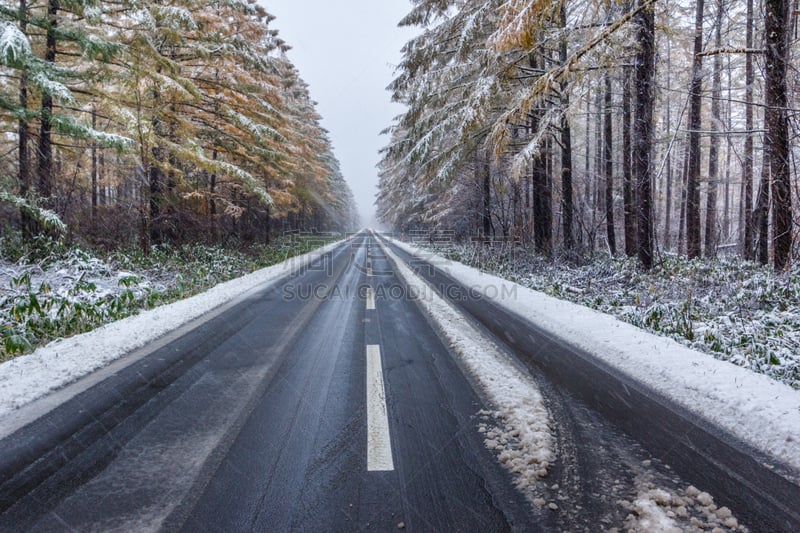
[
  {"x1": 620, "y1": 480, "x2": 744, "y2": 532},
  {"x1": 377, "y1": 239, "x2": 554, "y2": 498},
  {"x1": 0, "y1": 241, "x2": 344, "y2": 419},
  {"x1": 387, "y1": 238, "x2": 800, "y2": 474}
]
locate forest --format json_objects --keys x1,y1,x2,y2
[
  {"x1": 0, "y1": 0, "x2": 358, "y2": 252},
  {"x1": 377, "y1": 0, "x2": 797, "y2": 272}
]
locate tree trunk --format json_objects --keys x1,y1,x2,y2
[
  {"x1": 663, "y1": 32, "x2": 673, "y2": 250},
  {"x1": 765, "y1": 0, "x2": 792, "y2": 270},
  {"x1": 37, "y1": 0, "x2": 59, "y2": 208},
  {"x1": 755, "y1": 142, "x2": 770, "y2": 265},
  {"x1": 265, "y1": 205, "x2": 271, "y2": 245},
  {"x1": 593, "y1": 88, "x2": 603, "y2": 250},
  {"x1": 704, "y1": 0, "x2": 724, "y2": 258},
  {"x1": 139, "y1": 163, "x2": 151, "y2": 255},
  {"x1": 533, "y1": 145, "x2": 551, "y2": 254},
  {"x1": 604, "y1": 73, "x2": 616, "y2": 255},
  {"x1": 723, "y1": 52, "x2": 733, "y2": 242},
  {"x1": 584, "y1": 92, "x2": 592, "y2": 247},
  {"x1": 622, "y1": 67, "x2": 636, "y2": 256},
  {"x1": 99, "y1": 149, "x2": 106, "y2": 206},
  {"x1": 512, "y1": 173, "x2": 521, "y2": 240},
  {"x1": 210, "y1": 149, "x2": 218, "y2": 241},
  {"x1": 742, "y1": 0, "x2": 755, "y2": 259},
  {"x1": 17, "y1": 0, "x2": 36, "y2": 237},
  {"x1": 482, "y1": 151, "x2": 491, "y2": 239},
  {"x1": 91, "y1": 106, "x2": 98, "y2": 224},
  {"x1": 149, "y1": 146, "x2": 163, "y2": 245},
  {"x1": 634, "y1": 0, "x2": 655, "y2": 269},
  {"x1": 559, "y1": 4, "x2": 574, "y2": 251},
  {"x1": 530, "y1": 54, "x2": 552, "y2": 255},
  {"x1": 678, "y1": 142, "x2": 690, "y2": 254},
  {"x1": 686, "y1": 0, "x2": 705, "y2": 259}
]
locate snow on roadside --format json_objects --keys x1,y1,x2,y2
[
  {"x1": 377, "y1": 238, "x2": 554, "y2": 498},
  {"x1": 619, "y1": 478, "x2": 745, "y2": 532},
  {"x1": 387, "y1": 238, "x2": 800, "y2": 477},
  {"x1": 0, "y1": 240, "x2": 343, "y2": 419}
]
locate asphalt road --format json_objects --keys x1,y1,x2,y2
[
  {"x1": 0, "y1": 233, "x2": 797, "y2": 531},
  {"x1": 0, "y1": 234, "x2": 537, "y2": 531}
]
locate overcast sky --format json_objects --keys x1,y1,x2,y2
[{"x1": 260, "y1": 1, "x2": 415, "y2": 227}]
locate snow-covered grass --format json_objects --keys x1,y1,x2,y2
[
  {"x1": 388, "y1": 237, "x2": 800, "y2": 477},
  {"x1": 421, "y1": 242, "x2": 800, "y2": 389},
  {"x1": 377, "y1": 238, "x2": 555, "y2": 501},
  {"x1": 0, "y1": 234, "x2": 339, "y2": 361},
  {"x1": 0, "y1": 238, "x2": 345, "y2": 417}
]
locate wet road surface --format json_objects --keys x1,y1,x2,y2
[{"x1": 0, "y1": 233, "x2": 797, "y2": 531}]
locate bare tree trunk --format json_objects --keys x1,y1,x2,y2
[
  {"x1": 560, "y1": 4, "x2": 574, "y2": 251},
  {"x1": 482, "y1": 150, "x2": 491, "y2": 239},
  {"x1": 210, "y1": 149, "x2": 218, "y2": 241},
  {"x1": 755, "y1": 142, "x2": 770, "y2": 265},
  {"x1": 634, "y1": 0, "x2": 656, "y2": 269},
  {"x1": 149, "y1": 149, "x2": 162, "y2": 244},
  {"x1": 560, "y1": 113, "x2": 573, "y2": 251},
  {"x1": 723, "y1": 52, "x2": 732, "y2": 242},
  {"x1": 37, "y1": 0, "x2": 59, "y2": 209},
  {"x1": 17, "y1": 0, "x2": 36, "y2": 237},
  {"x1": 265, "y1": 205, "x2": 271, "y2": 245},
  {"x1": 678, "y1": 142, "x2": 690, "y2": 254},
  {"x1": 686, "y1": 0, "x2": 705, "y2": 258},
  {"x1": 530, "y1": 54, "x2": 552, "y2": 255},
  {"x1": 91, "y1": 106, "x2": 98, "y2": 224},
  {"x1": 704, "y1": 0, "x2": 724, "y2": 258},
  {"x1": 584, "y1": 92, "x2": 592, "y2": 248},
  {"x1": 533, "y1": 132, "x2": 552, "y2": 255},
  {"x1": 604, "y1": 73, "x2": 616, "y2": 255},
  {"x1": 765, "y1": 0, "x2": 792, "y2": 270},
  {"x1": 594, "y1": 89, "x2": 603, "y2": 241},
  {"x1": 663, "y1": 32, "x2": 673, "y2": 251},
  {"x1": 99, "y1": 150, "x2": 106, "y2": 206},
  {"x1": 622, "y1": 67, "x2": 636, "y2": 256},
  {"x1": 743, "y1": 0, "x2": 755, "y2": 259},
  {"x1": 512, "y1": 173, "x2": 521, "y2": 240}
]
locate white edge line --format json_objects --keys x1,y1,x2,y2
[{"x1": 366, "y1": 344, "x2": 394, "y2": 471}]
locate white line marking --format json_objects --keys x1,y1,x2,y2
[
  {"x1": 366, "y1": 345, "x2": 394, "y2": 471},
  {"x1": 366, "y1": 287, "x2": 376, "y2": 310},
  {"x1": 367, "y1": 266, "x2": 373, "y2": 277}
]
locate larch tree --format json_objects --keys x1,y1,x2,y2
[
  {"x1": 633, "y1": 0, "x2": 655, "y2": 269},
  {"x1": 742, "y1": 0, "x2": 754, "y2": 259},
  {"x1": 764, "y1": 0, "x2": 791, "y2": 270},
  {"x1": 704, "y1": 0, "x2": 724, "y2": 258},
  {"x1": 685, "y1": 0, "x2": 705, "y2": 259},
  {"x1": 1, "y1": 0, "x2": 356, "y2": 248}
]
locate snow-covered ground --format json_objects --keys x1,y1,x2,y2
[
  {"x1": 0, "y1": 240, "x2": 333, "y2": 360},
  {"x1": 387, "y1": 237, "x2": 800, "y2": 477},
  {"x1": 0, "y1": 240, "x2": 344, "y2": 419},
  {"x1": 412, "y1": 241, "x2": 800, "y2": 389}
]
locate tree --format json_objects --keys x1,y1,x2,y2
[
  {"x1": 377, "y1": 0, "x2": 790, "y2": 273},
  {"x1": 1, "y1": 0, "x2": 355, "y2": 248},
  {"x1": 765, "y1": 0, "x2": 791, "y2": 270},
  {"x1": 704, "y1": 0, "x2": 724, "y2": 258},
  {"x1": 685, "y1": 0, "x2": 705, "y2": 259},
  {"x1": 559, "y1": 4, "x2": 574, "y2": 251},
  {"x1": 742, "y1": 0, "x2": 755, "y2": 259},
  {"x1": 633, "y1": 0, "x2": 655, "y2": 269},
  {"x1": 622, "y1": 65, "x2": 636, "y2": 256},
  {"x1": 1, "y1": 0, "x2": 125, "y2": 226},
  {"x1": 603, "y1": 72, "x2": 616, "y2": 255}
]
